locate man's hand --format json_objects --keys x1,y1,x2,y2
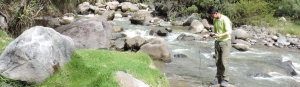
[
  {"x1": 201, "y1": 34, "x2": 209, "y2": 40},
  {"x1": 202, "y1": 33, "x2": 220, "y2": 40}
]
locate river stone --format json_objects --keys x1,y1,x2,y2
[
  {"x1": 138, "y1": 37, "x2": 171, "y2": 62},
  {"x1": 77, "y1": 2, "x2": 91, "y2": 15},
  {"x1": 173, "y1": 54, "x2": 188, "y2": 58},
  {"x1": 281, "y1": 60, "x2": 297, "y2": 76},
  {"x1": 277, "y1": 35, "x2": 287, "y2": 45},
  {"x1": 0, "y1": 26, "x2": 74, "y2": 83},
  {"x1": 126, "y1": 36, "x2": 146, "y2": 52},
  {"x1": 106, "y1": 1, "x2": 119, "y2": 10},
  {"x1": 156, "y1": 29, "x2": 168, "y2": 36},
  {"x1": 232, "y1": 43, "x2": 249, "y2": 51},
  {"x1": 116, "y1": 71, "x2": 149, "y2": 87},
  {"x1": 176, "y1": 33, "x2": 195, "y2": 41},
  {"x1": 183, "y1": 13, "x2": 198, "y2": 26},
  {"x1": 188, "y1": 20, "x2": 204, "y2": 34},
  {"x1": 232, "y1": 29, "x2": 249, "y2": 40},
  {"x1": 130, "y1": 10, "x2": 153, "y2": 25},
  {"x1": 55, "y1": 19, "x2": 112, "y2": 49}
]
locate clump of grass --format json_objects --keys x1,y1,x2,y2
[
  {"x1": 276, "y1": 21, "x2": 300, "y2": 36},
  {"x1": 40, "y1": 50, "x2": 169, "y2": 87},
  {"x1": 0, "y1": 30, "x2": 13, "y2": 53},
  {"x1": 0, "y1": 75, "x2": 31, "y2": 87}
]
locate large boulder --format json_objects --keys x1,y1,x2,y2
[
  {"x1": 120, "y1": 2, "x2": 139, "y2": 12},
  {"x1": 176, "y1": 33, "x2": 195, "y2": 41},
  {"x1": 93, "y1": 10, "x2": 116, "y2": 21},
  {"x1": 188, "y1": 20, "x2": 204, "y2": 34},
  {"x1": 138, "y1": 37, "x2": 171, "y2": 62},
  {"x1": 232, "y1": 29, "x2": 249, "y2": 40},
  {"x1": 0, "y1": 26, "x2": 74, "y2": 83},
  {"x1": 183, "y1": 13, "x2": 199, "y2": 26},
  {"x1": 55, "y1": 19, "x2": 112, "y2": 49},
  {"x1": 105, "y1": 1, "x2": 120, "y2": 10},
  {"x1": 77, "y1": 2, "x2": 92, "y2": 15},
  {"x1": 130, "y1": 10, "x2": 153, "y2": 25},
  {"x1": 125, "y1": 36, "x2": 147, "y2": 52}
]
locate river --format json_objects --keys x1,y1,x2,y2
[{"x1": 113, "y1": 17, "x2": 300, "y2": 87}]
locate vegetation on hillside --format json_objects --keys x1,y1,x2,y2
[{"x1": 1, "y1": 0, "x2": 300, "y2": 37}]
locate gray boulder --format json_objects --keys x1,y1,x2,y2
[
  {"x1": 0, "y1": 26, "x2": 74, "y2": 83},
  {"x1": 126, "y1": 36, "x2": 146, "y2": 52},
  {"x1": 138, "y1": 37, "x2": 171, "y2": 62},
  {"x1": 183, "y1": 13, "x2": 198, "y2": 26},
  {"x1": 232, "y1": 29, "x2": 249, "y2": 40},
  {"x1": 188, "y1": 20, "x2": 204, "y2": 34},
  {"x1": 55, "y1": 19, "x2": 112, "y2": 49},
  {"x1": 130, "y1": 10, "x2": 153, "y2": 25},
  {"x1": 232, "y1": 43, "x2": 249, "y2": 51}
]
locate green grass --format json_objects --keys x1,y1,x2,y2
[
  {"x1": 39, "y1": 50, "x2": 169, "y2": 87},
  {"x1": 255, "y1": 17, "x2": 300, "y2": 37},
  {"x1": 0, "y1": 30, "x2": 13, "y2": 53},
  {"x1": 0, "y1": 29, "x2": 169, "y2": 87},
  {"x1": 275, "y1": 21, "x2": 300, "y2": 36}
]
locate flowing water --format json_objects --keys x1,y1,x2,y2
[{"x1": 114, "y1": 17, "x2": 300, "y2": 87}]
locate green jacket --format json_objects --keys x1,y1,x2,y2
[{"x1": 213, "y1": 14, "x2": 232, "y2": 41}]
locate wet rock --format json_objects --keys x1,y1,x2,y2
[
  {"x1": 173, "y1": 54, "x2": 188, "y2": 58},
  {"x1": 130, "y1": 10, "x2": 153, "y2": 25},
  {"x1": 156, "y1": 29, "x2": 168, "y2": 36},
  {"x1": 106, "y1": 1, "x2": 120, "y2": 10},
  {"x1": 77, "y1": 2, "x2": 92, "y2": 15},
  {"x1": 280, "y1": 60, "x2": 297, "y2": 76},
  {"x1": 149, "y1": 29, "x2": 155, "y2": 36},
  {"x1": 112, "y1": 38, "x2": 126, "y2": 51},
  {"x1": 138, "y1": 37, "x2": 171, "y2": 62},
  {"x1": 183, "y1": 13, "x2": 198, "y2": 26},
  {"x1": 126, "y1": 36, "x2": 146, "y2": 52},
  {"x1": 55, "y1": 19, "x2": 112, "y2": 49},
  {"x1": 165, "y1": 27, "x2": 172, "y2": 32},
  {"x1": 188, "y1": 20, "x2": 204, "y2": 34},
  {"x1": 232, "y1": 43, "x2": 249, "y2": 51},
  {"x1": 232, "y1": 29, "x2": 249, "y2": 40},
  {"x1": 176, "y1": 33, "x2": 195, "y2": 41},
  {"x1": 247, "y1": 72, "x2": 271, "y2": 78}
]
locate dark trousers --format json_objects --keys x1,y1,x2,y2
[{"x1": 214, "y1": 40, "x2": 231, "y2": 82}]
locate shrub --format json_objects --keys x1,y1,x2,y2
[
  {"x1": 184, "y1": 5, "x2": 198, "y2": 16},
  {"x1": 274, "y1": 0, "x2": 300, "y2": 23}
]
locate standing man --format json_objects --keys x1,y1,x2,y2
[{"x1": 202, "y1": 6, "x2": 232, "y2": 87}]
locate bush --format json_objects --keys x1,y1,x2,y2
[
  {"x1": 274, "y1": 0, "x2": 300, "y2": 23},
  {"x1": 184, "y1": 5, "x2": 198, "y2": 16}
]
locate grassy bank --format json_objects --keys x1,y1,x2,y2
[
  {"x1": 40, "y1": 50, "x2": 169, "y2": 87},
  {"x1": 0, "y1": 30, "x2": 169, "y2": 87},
  {"x1": 275, "y1": 21, "x2": 300, "y2": 36}
]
